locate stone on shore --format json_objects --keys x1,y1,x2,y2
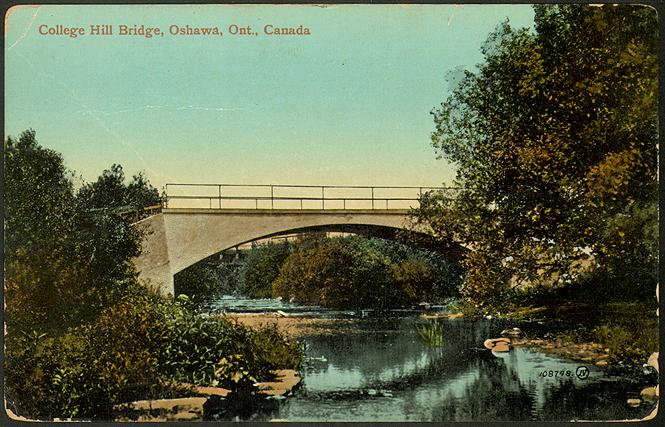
[
  {"x1": 255, "y1": 369, "x2": 301, "y2": 397},
  {"x1": 484, "y1": 337, "x2": 511, "y2": 351},
  {"x1": 640, "y1": 386, "x2": 658, "y2": 402},
  {"x1": 189, "y1": 384, "x2": 230, "y2": 397},
  {"x1": 647, "y1": 352, "x2": 659, "y2": 373},
  {"x1": 500, "y1": 327, "x2": 523, "y2": 337},
  {"x1": 627, "y1": 398, "x2": 641, "y2": 407},
  {"x1": 114, "y1": 370, "x2": 300, "y2": 421},
  {"x1": 115, "y1": 397, "x2": 207, "y2": 422}
]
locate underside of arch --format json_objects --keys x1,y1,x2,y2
[
  {"x1": 133, "y1": 212, "x2": 466, "y2": 296},
  {"x1": 225, "y1": 224, "x2": 467, "y2": 262}
]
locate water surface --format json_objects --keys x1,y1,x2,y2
[{"x1": 207, "y1": 297, "x2": 657, "y2": 422}]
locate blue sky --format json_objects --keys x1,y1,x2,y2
[{"x1": 5, "y1": 4, "x2": 535, "y2": 191}]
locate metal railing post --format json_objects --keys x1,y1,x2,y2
[
  {"x1": 321, "y1": 186, "x2": 325, "y2": 210},
  {"x1": 219, "y1": 185, "x2": 222, "y2": 209},
  {"x1": 271, "y1": 185, "x2": 274, "y2": 210},
  {"x1": 371, "y1": 187, "x2": 374, "y2": 210},
  {"x1": 164, "y1": 184, "x2": 169, "y2": 208}
]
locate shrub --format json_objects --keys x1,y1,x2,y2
[
  {"x1": 237, "y1": 242, "x2": 292, "y2": 298},
  {"x1": 272, "y1": 236, "x2": 462, "y2": 309},
  {"x1": 5, "y1": 287, "x2": 302, "y2": 420}
]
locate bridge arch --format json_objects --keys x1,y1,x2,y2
[{"x1": 132, "y1": 208, "x2": 463, "y2": 296}]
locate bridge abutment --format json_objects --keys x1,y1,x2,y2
[{"x1": 133, "y1": 214, "x2": 175, "y2": 295}]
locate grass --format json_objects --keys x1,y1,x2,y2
[
  {"x1": 416, "y1": 321, "x2": 445, "y2": 348},
  {"x1": 504, "y1": 300, "x2": 658, "y2": 365}
]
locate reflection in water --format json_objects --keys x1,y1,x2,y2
[
  {"x1": 204, "y1": 300, "x2": 656, "y2": 422},
  {"x1": 277, "y1": 317, "x2": 656, "y2": 422}
]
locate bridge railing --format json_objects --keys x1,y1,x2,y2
[{"x1": 163, "y1": 184, "x2": 456, "y2": 210}]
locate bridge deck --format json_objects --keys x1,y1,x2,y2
[{"x1": 162, "y1": 208, "x2": 411, "y2": 215}]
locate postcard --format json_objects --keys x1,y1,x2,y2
[{"x1": 3, "y1": 3, "x2": 660, "y2": 423}]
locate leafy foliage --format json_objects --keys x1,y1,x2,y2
[
  {"x1": 413, "y1": 5, "x2": 658, "y2": 306},
  {"x1": 174, "y1": 261, "x2": 227, "y2": 304},
  {"x1": 4, "y1": 130, "x2": 136, "y2": 333},
  {"x1": 272, "y1": 236, "x2": 462, "y2": 309},
  {"x1": 176, "y1": 234, "x2": 461, "y2": 309},
  {"x1": 5, "y1": 287, "x2": 301, "y2": 420},
  {"x1": 174, "y1": 253, "x2": 247, "y2": 304},
  {"x1": 4, "y1": 131, "x2": 301, "y2": 420},
  {"x1": 77, "y1": 163, "x2": 160, "y2": 212},
  {"x1": 237, "y1": 242, "x2": 293, "y2": 298}
]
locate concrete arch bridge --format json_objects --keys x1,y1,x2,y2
[{"x1": 132, "y1": 184, "x2": 462, "y2": 296}]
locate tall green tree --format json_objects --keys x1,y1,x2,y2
[
  {"x1": 238, "y1": 242, "x2": 293, "y2": 298},
  {"x1": 5, "y1": 130, "x2": 83, "y2": 332},
  {"x1": 77, "y1": 163, "x2": 160, "y2": 212},
  {"x1": 4, "y1": 131, "x2": 159, "y2": 333},
  {"x1": 4, "y1": 131, "x2": 301, "y2": 419},
  {"x1": 413, "y1": 5, "x2": 658, "y2": 305}
]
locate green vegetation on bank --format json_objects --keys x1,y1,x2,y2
[
  {"x1": 502, "y1": 300, "x2": 658, "y2": 365},
  {"x1": 412, "y1": 4, "x2": 657, "y2": 310},
  {"x1": 176, "y1": 235, "x2": 464, "y2": 309},
  {"x1": 273, "y1": 236, "x2": 462, "y2": 308},
  {"x1": 409, "y1": 5, "x2": 658, "y2": 365},
  {"x1": 4, "y1": 130, "x2": 301, "y2": 420}
]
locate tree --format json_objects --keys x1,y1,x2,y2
[
  {"x1": 4, "y1": 130, "x2": 88, "y2": 332},
  {"x1": 4, "y1": 131, "x2": 161, "y2": 333},
  {"x1": 174, "y1": 259, "x2": 226, "y2": 304},
  {"x1": 4, "y1": 131, "x2": 302, "y2": 419},
  {"x1": 272, "y1": 236, "x2": 461, "y2": 308},
  {"x1": 236, "y1": 242, "x2": 293, "y2": 298},
  {"x1": 413, "y1": 5, "x2": 658, "y2": 306},
  {"x1": 77, "y1": 163, "x2": 160, "y2": 213},
  {"x1": 4, "y1": 130, "x2": 76, "y2": 257}
]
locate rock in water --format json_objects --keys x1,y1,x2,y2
[
  {"x1": 483, "y1": 337, "x2": 511, "y2": 351},
  {"x1": 648, "y1": 352, "x2": 659, "y2": 373},
  {"x1": 641, "y1": 387, "x2": 658, "y2": 402},
  {"x1": 492, "y1": 342, "x2": 511, "y2": 352},
  {"x1": 627, "y1": 398, "x2": 641, "y2": 407},
  {"x1": 500, "y1": 327, "x2": 523, "y2": 337}
]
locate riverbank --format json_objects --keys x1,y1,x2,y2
[
  {"x1": 203, "y1": 308, "x2": 656, "y2": 421},
  {"x1": 499, "y1": 301, "x2": 658, "y2": 366},
  {"x1": 223, "y1": 306, "x2": 657, "y2": 370},
  {"x1": 221, "y1": 313, "x2": 360, "y2": 338},
  {"x1": 114, "y1": 369, "x2": 301, "y2": 421}
]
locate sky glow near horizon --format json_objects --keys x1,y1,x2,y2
[{"x1": 5, "y1": 4, "x2": 535, "y2": 192}]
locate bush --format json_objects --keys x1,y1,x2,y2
[
  {"x1": 237, "y1": 242, "x2": 292, "y2": 298},
  {"x1": 272, "y1": 236, "x2": 462, "y2": 309},
  {"x1": 3, "y1": 131, "x2": 302, "y2": 420},
  {"x1": 5, "y1": 287, "x2": 302, "y2": 420}
]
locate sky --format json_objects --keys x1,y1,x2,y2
[{"x1": 5, "y1": 4, "x2": 535, "y2": 193}]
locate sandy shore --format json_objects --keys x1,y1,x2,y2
[{"x1": 220, "y1": 313, "x2": 359, "y2": 338}]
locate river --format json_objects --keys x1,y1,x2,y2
[{"x1": 203, "y1": 297, "x2": 657, "y2": 422}]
